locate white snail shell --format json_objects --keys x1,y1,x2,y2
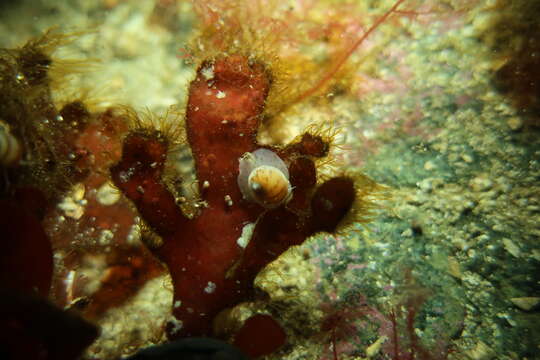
[
  {"x1": 237, "y1": 148, "x2": 292, "y2": 209},
  {"x1": 0, "y1": 122, "x2": 22, "y2": 166}
]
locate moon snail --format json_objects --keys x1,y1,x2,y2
[{"x1": 237, "y1": 148, "x2": 292, "y2": 209}]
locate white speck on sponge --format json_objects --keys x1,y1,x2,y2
[
  {"x1": 204, "y1": 281, "x2": 216, "y2": 294},
  {"x1": 169, "y1": 317, "x2": 183, "y2": 334},
  {"x1": 58, "y1": 183, "x2": 86, "y2": 219},
  {"x1": 237, "y1": 222, "x2": 255, "y2": 248},
  {"x1": 216, "y1": 90, "x2": 226, "y2": 99},
  {"x1": 96, "y1": 182, "x2": 121, "y2": 206},
  {"x1": 201, "y1": 65, "x2": 214, "y2": 80},
  {"x1": 99, "y1": 229, "x2": 114, "y2": 245}
]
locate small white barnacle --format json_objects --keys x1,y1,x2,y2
[
  {"x1": 0, "y1": 121, "x2": 22, "y2": 166},
  {"x1": 237, "y1": 148, "x2": 292, "y2": 209}
]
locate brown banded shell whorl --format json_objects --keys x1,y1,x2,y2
[{"x1": 238, "y1": 148, "x2": 292, "y2": 209}]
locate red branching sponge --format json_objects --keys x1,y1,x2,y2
[
  {"x1": 110, "y1": 54, "x2": 368, "y2": 340},
  {"x1": 0, "y1": 188, "x2": 52, "y2": 297},
  {"x1": 233, "y1": 314, "x2": 287, "y2": 358}
]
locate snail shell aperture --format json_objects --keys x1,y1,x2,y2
[
  {"x1": 0, "y1": 121, "x2": 22, "y2": 167},
  {"x1": 237, "y1": 148, "x2": 292, "y2": 209}
]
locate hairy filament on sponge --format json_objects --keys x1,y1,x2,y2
[
  {"x1": 332, "y1": 172, "x2": 390, "y2": 234},
  {"x1": 116, "y1": 106, "x2": 204, "y2": 220}
]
